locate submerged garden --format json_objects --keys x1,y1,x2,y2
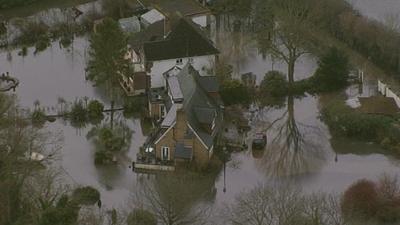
[{"x1": 2, "y1": 0, "x2": 400, "y2": 224}]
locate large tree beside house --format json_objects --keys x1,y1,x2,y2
[
  {"x1": 256, "y1": 0, "x2": 315, "y2": 86},
  {"x1": 87, "y1": 18, "x2": 130, "y2": 127}
]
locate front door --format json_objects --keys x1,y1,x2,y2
[{"x1": 161, "y1": 147, "x2": 169, "y2": 161}]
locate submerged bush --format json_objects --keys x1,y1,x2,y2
[
  {"x1": 260, "y1": 70, "x2": 288, "y2": 97},
  {"x1": 123, "y1": 97, "x2": 145, "y2": 118},
  {"x1": 220, "y1": 79, "x2": 251, "y2": 106},
  {"x1": 127, "y1": 209, "x2": 157, "y2": 225},
  {"x1": 31, "y1": 109, "x2": 47, "y2": 126},
  {"x1": 87, "y1": 100, "x2": 104, "y2": 123},
  {"x1": 69, "y1": 100, "x2": 88, "y2": 127},
  {"x1": 72, "y1": 186, "x2": 100, "y2": 206}
]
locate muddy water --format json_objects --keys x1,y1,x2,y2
[
  {"x1": 0, "y1": 37, "x2": 146, "y2": 208},
  {"x1": 1, "y1": 3, "x2": 400, "y2": 213},
  {"x1": 348, "y1": 0, "x2": 400, "y2": 22}
]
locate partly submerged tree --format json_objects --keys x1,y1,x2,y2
[
  {"x1": 86, "y1": 18, "x2": 130, "y2": 128},
  {"x1": 255, "y1": 0, "x2": 315, "y2": 86}
]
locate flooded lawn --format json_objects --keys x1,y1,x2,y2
[
  {"x1": 348, "y1": 0, "x2": 400, "y2": 22},
  {"x1": 1, "y1": 2, "x2": 400, "y2": 213}
]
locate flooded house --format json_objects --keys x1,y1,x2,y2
[
  {"x1": 135, "y1": 63, "x2": 223, "y2": 171},
  {"x1": 120, "y1": 0, "x2": 218, "y2": 96}
]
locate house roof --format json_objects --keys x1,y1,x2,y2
[
  {"x1": 141, "y1": 18, "x2": 219, "y2": 61},
  {"x1": 140, "y1": 9, "x2": 165, "y2": 24},
  {"x1": 357, "y1": 96, "x2": 399, "y2": 116},
  {"x1": 196, "y1": 76, "x2": 219, "y2": 93},
  {"x1": 118, "y1": 16, "x2": 141, "y2": 33},
  {"x1": 142, "y1": 0, "x2": 211, "y2": 17},
  {"x1": 164, "y1": 66, "x2": 184, "y2": 102},
  {"x1": 176, "y1": 63, "x2": 222, "y2": 149}
]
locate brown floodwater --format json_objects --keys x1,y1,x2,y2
[{"x1": 0, "y1": 1, "x2": 400, "y2": 214}]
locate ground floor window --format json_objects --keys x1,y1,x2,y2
[{"x1": 161, "y1": 146, "x2": 170, "y2": 160}]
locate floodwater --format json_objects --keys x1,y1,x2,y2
[
  {"x1": 348, "y1": 0, "x2": 400, "y2": 22},
  {"x1": 1, "y1": 0, "x2": 400, "y2": 214}
]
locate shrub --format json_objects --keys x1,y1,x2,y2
[
  {"x1": 87, "y1": 100, "x2": 104, "y2": 123},
  {"x1": 260, "y1": 70, "x2": 288, "y2": 97},
  {"x1": 31, "y1": 109, "x2": 47, "y2": 126},
  {"x1": 127, "y1": 209, "x2": 157, "y2": 225},
  {"x1": 321, "y1": 101, "x2": 393, "y2": 140},
  {"x1": 312, "y1": 47, "x2": 350, "y2": 92},
  {"x1": 341, "y1": 179, "x2": 379, "y2": 220},
  {"x1": 220, "y1": 79, "x2": 251, "y2": 106},
  {"x1": 69, "y1": 100, "x2": 88, "y2": 127},
  {"x1": 72, "y1": 186, "x2": 100, "y2": 206},
  {"x1": 94, "y1": 150, "x2": 113, "y2": 165},
  {"x1": 341, "y1": 176, "x2": 400, "y2": 223},
  {"x1": 123, "y1": 97, "x2": 145, "y2": 118}
]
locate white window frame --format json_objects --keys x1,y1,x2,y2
[
  {"x1": 161, "y1": 146, "x2": 170, "y2": 160},
  {"x1": 160, "y1": 104, "x2": 166, "y2": 118},
  {"x1": 176, "y1": 58, "x2": 183, "y2": 65}
]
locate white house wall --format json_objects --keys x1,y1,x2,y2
[
  {"x1": 192, "y1": 15, "x2": 207, "y2": 28},
  {"x1": 149, "y1": 55, "x2": 216, "y2": 88}
]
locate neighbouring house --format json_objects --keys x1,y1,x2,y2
[
  {"x1": 144, "y1": 63, "x2": 223, "y2": 166},
  {"x1": 141, "y1": 0, "x2": 213, "y2": 28},
  {"x1": 118, "y1": 16, "x2": 141, "y2": 34},
  {"x1": 129, "y1": 16, "x2": 219, "y2": 89}
]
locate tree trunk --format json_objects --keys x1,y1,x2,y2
[
  {"x1": 110, "y1": 100, "x2": 114, "y2": 130},
  {"x1": 288, "y1": 59, "x2": 295, "y2": 86}
]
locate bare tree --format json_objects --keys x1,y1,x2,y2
[
  {"x1": 226, "y1": 184, "x2": 346, "y2": 225},
  {"x1": 256, "y1": 0, "x2": 315, "y2": 85},
  {"x1": 136, "y1": 173, "x2": 215, "y2": 225}
]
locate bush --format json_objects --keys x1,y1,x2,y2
[
  {"x1": 312, "y1": 47, "x2": 350, "y2": 92},
  {"x1": 87, "y1": 100, "x2": 104, "y2": 123},
  {"x1": 69, "y1": 100, "x2": 88, "y2": 127},
  {"x1": 31, "y1": 109, "x2": 47, "y2": 126},
  {"x1": 94, "y1": 150, "x2": 113, "y2": 165},
  {"x1": 220, "y1": 79, "x2": 251, "y2": 106},
  {"x1": 341, "y1": 179, "x2": 379, "y2": 220},
  {"x1": 321, "y1": 101, "x2": 393, "y2": 140},
  {"x1": 127, "y1": 209, "x2": 157, "y2": 225},
  {"x1": 123, "y1": 97, "x2": 145, "y2": 118},
  {"x1": 72, "y1": 186, "x2": 100, "y2": 206},
  {"x1": 260, "y1": 70, "x2": 288, "y2": 97}
]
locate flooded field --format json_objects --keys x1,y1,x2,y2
[
  {"x1": 1, "y1": 0, "x2": 400, "y2": 215},
  {"x1": 348, "y1": 0, "x2": 400, "y2": 22}
]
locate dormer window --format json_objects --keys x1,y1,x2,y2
[{"x1": 176, "y1": 59, "x2": 183, "y2": 65}]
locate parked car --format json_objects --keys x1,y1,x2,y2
[{"x1": 252, "y1": 133, "x2": 267, "y2": 150}]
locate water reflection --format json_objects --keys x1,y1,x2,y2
[
  {"x1": 250, "y1": 95, "x2": 327, "y2": 177},
  {"x1": 136, "y1": 171, "x2": 218, "y2": 224}
]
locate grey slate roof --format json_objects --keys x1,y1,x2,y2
[
  {"x1": 130, "y1": 17, "x2": 218, "y2": 61},
  {"x1": 144, "y1": 18, "x2": 218, "y2": 61},
  {"x1": 176, "y1": 63, "x2": 223, "y2": 149},
  {"x1": 196, "y1": 76, "x2": 220, "y2": 93}
]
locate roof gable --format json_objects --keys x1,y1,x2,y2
[
  {"x1": 143, "y1": 18, "x2": 219, "y2": 61},
  {"x1": 143, "y1": 0, "x2": 211, "y2": 17}
]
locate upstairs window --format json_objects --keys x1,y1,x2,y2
[{"x1": 176, "y1": 58, "x2": 183, "y2": 65}]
